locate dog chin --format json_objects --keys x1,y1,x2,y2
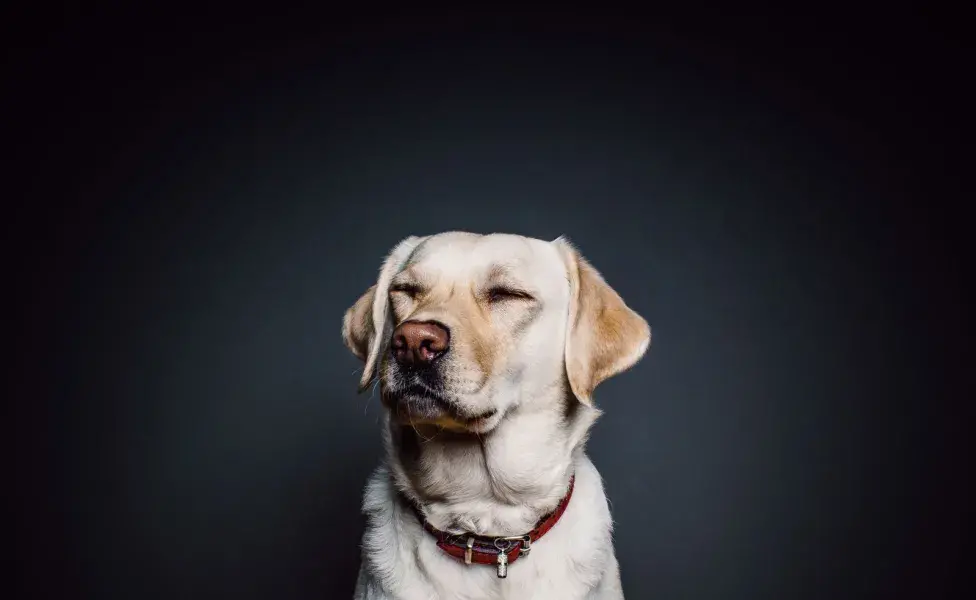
[{"x1": 384, "y1": 389, "x2": 500, "y2": 434}]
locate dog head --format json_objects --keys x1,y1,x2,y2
[{"x1": 342, "y1": 232, "x2": 650, "y2": 434}]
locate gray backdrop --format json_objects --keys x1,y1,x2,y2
[{"x1": 9, "y1": 11, "x2": 966, "y2": 600}]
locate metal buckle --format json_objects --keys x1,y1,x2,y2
[
  {"x1": 492, "y1": 535, "x2": 531, "y2": 557},
  {"x1": 464, "y1": 537, "x2": 474, "y2": 565}
]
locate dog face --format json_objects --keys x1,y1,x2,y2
[{"x1": 343, "y1": 232, "x2": 650, "y2": 434}]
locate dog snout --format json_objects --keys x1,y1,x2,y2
[{"x1": 391, "y1": 320, "x2": 450, "y2": 368}]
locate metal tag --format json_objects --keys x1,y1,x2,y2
[{"x1": 496, "y1": 551, "x2": 508, "y2": 578}]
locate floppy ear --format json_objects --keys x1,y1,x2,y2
[
  {"x1": 554, "y1": 236, "x2": 652, "y2": 406},
  {"x1": 342, "y1": 236, "x2": 425, "y2": 392},
  {"x1": 341, "y1": 284, "x2": 376, "y2": 362}
]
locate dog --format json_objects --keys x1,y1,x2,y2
[{"x1": 343, "y1": 232, "x2": 650, "y2": 599}]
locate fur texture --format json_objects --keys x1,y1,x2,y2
[{"x1": 343, "y1": 232, "x2": 650, "y2": 599}]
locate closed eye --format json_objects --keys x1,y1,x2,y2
[
  {"x1": 390, "y1": 283, "x2": 422, "y2": 296},
  {"x1": 486, "y1": 287, "x2": 534, "y2": 303}
]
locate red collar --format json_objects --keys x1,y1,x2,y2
[{"x1": 406, "y1": 476, "x2": 575, "y2": 578}]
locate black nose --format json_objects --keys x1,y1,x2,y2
[{"x1": 391, "y1": 320, "x2": 450, "y2": 368}]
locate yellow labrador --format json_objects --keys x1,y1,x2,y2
[{"x1": 344, "y1": 232, "x2": 650, "y2": 599}]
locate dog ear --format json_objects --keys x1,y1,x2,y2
[
  {"x1": 554, "y1": 236, "x2": 651, "y2": 406},
  {"x1": 341, "y1": 284, "x2": 376, "y2": 362},
  {"x1": 342, "y1": 236, "x2": 425, "y2": 391}
]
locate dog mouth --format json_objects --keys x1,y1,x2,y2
[{"x1": 383, "y1": 384, "x2": 497, "y2": 428}]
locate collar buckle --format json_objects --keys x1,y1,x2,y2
[{"x1": 493, "y1": 534, "x2": 532, "y2": 557}]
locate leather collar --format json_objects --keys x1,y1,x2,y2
[{"x1": 406, "y1": 476, "x2": 575, "y2": 578}]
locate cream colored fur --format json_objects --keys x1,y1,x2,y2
[{"x1": 342, "y1": 232, "x2": 650, "y2": 599}]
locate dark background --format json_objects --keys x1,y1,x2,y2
[{"x1": 5, "y1": 6, "x2": 970, "y2": 600}]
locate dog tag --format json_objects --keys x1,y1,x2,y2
[{"x1": 496, "y1": 551, "x2": 508, "y2": 578}]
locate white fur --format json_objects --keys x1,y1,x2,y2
[{"x1": 345, "y1": 232, "x2": 650, "y2": 599}]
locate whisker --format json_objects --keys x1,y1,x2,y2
[
  {"x1": 364, "y1": 379, "x2": 381, "y2": 415},
  {"x1": 408, "y1": 414, "x2": 435, "y2": 443}
]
